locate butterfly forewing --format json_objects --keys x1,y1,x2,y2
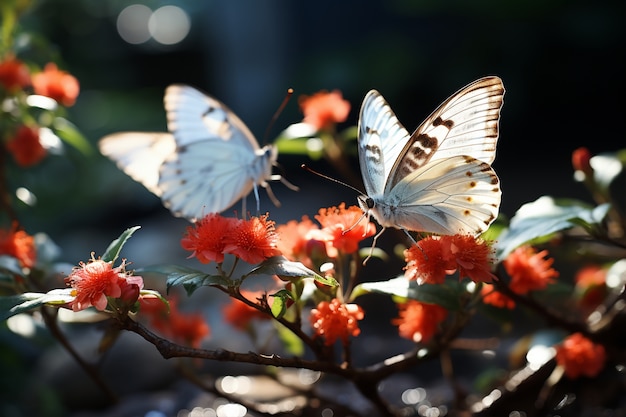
[
  {"x1": 386, "y1": 77, "x2": 504, "y2": 191},
  {"x1": 164, "y1": 84, "x2": 259, "y2": 151},
  {"x1": 358, "y1": 90, "x2": 411, "y2": 197}
]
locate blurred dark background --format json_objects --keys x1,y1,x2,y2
[{"x1": 15, "y1": 0, "x2": 625, "y2": 259}]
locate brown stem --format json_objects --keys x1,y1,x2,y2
[{"x1": 41, "y1": 307, "x2": 118, "y2": 403}]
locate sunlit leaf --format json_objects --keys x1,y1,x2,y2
[
  {"x1": 101, "y1": 226, "x2": 141, "y2": 264},
  {"x1": 246, "y1": 256, "x2": 338, "y2": 287},
  {"x1": 0, "y1": 289, "x2": 74, "y2": 320},
  {"x1": 144, "y1": 264, "x2": 229, "y2": 296},
  {"x1": 351, "y1": 276, "x2": 462, "y2": 310},
  {"x1": 495, "y1": 196, "x2": 610, "y2": 260},
  {"x1": 269, "y1": 289, "x2": 292, "y2": 319},
  {"x1": 274, "y1": 320, "x2": 305, "y2": 356}
]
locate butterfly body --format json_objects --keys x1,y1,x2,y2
[
  {"x1": 99, "y1": 84, "x2": 283, "y2": 221},
  {"x1": 357, "y1": 77, "x2": 504, "y2": 239}
]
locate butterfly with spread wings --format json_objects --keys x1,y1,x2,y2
[
  {"x1": 356, "y1": 76, "x2": 505, "y2": 247},
  {"x1": 99, "y1": 84, "x2": 293, "y2": 221}
]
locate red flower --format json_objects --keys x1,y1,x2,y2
[
  {"x1": 572, "y1": 147, "x2": 593, "y2": 177},
  {"x1": 393, "y1": 300, "x2": 448, "y2": 343},
  {"x1": 65, "y1": 257, "x2": 144, "y2": 312},
  {"x1": 223, "y1": 214, "x2": 282, "y2": 264},
  {"x1": 448, "y1": 234, "x2": 495, "y2": 283},
  {"x1": 313, "y1": 203, "x2": 376, "y2": 257},
  {"x1": 404, "y1": 236, "x2": 455, "y2": 284},
  {"x1": 404, "y1": 235, "x2": 495, "y2": 284},
  {"x1": 504, "y1": 246, "x2": 558, "y2": 294},
  {"x1": 555, "y1": 333, "x2": 606, "y2": 379},
  {"x1": 575, "y1": 265, "x2": 607, "y2": 310},
  {"x1": 481, "y1": 283, "x2": 515, "y2": 309},
  {"x1": 32, "y1": 63, "x2": 80, "y2": 106},
  {"x1": 141, "y1": 296, "x2": 210, "y2": 348},
  {"x1": 276, "y1": 216, "x2": 326, "y2": 268},
  {"x1": 0, "y1": 223, "x2": 36, "y2": 268},
  {"x1": 299, "y1": 90, "x2": 350, "y2": 131},
  {"x1": 181, "y1": 213, "x2": 237, "y2": 263},
  {"x1": 222, "y1": 290, "x2": 271, "y2": 330},
  {"x1": 6, "y1": 125, "x2": 47, "y2": 167},
  {"x1": 0, "y1": 55, "x2": 31, "y2": 92},
  {"x1": 309, "y1": 298, "x2": 364, "y2": 346}
]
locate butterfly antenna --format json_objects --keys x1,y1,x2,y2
[
  {"x1": 301, "y1": 164, "x2": 364, "y2": 195},
  {"x1": 263, "y1": 88, "x2": 294, "y2": 144}
]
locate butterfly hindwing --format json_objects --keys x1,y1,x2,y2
[{"x1": 98, "y1": 132, "x2": 176, "y2": 196}]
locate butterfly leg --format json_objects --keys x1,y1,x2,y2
[{"x1": 363, "y1": 226, "x2": 386, "y2": 265}]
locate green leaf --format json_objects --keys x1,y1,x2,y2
[
  {"x1": 351, "y1": 276, "x2": 462, "y2": 310},
  {"x1": 269, "y1": 289, "x2": 293, "y2": 319},
  {"x1": 246, "y1": 256, "x2": 338, "y2": 287},
  {"x1": 53, "y1": 117, "x2": 93, "y2": 156},
  {"x1": 0, "y1": 289, "x2": 74, "y2": 320},
  {"x1": 495, "y1": 196, "x2": 610, "y2": 260},
  {"x1": 144, "y1": 264, "x2": 229, "y2": 296},
  {"x1": 0, "y1": 255, "x2": 26, "y2": 278},
  {"x1": 101, "y1": 226, "x2": 141, "y2": 264}
]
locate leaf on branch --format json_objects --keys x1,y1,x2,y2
[
  {"x1": 144, "y1": 264, "x2": 230, "y2": 296},
  {"x1": 101, "y1": 226, "x2": 141, "y2": 264},
  {"x1": 53, "y1": 117, "x2": 93, "y2": 156},
  {"x1": 269, "y1": 289, "x2": 293, "y2": 319},
  {"x1": 246, "y1": 256, "x2": 338, "y2": 287},
  {"x1": 0, "y1": 289, "x2": 74, "y2": 320},
  {"x1": 495, "y1": 196, "x2": 610, "y2": 260},
  {"x1": 350, "y1": 276, "x2": 462, "y2": 310}
]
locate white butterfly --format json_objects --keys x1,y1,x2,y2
[
  {"x1": 357, "y1": 76, "x2": 505, "y2": 246},
  {"x1": 99, "y1": 84, "x2": 292, "y2": 221}
]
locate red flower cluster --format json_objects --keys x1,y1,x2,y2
[
  {"x1": 222, "y1": 290, "x2": 271, "y2": 330},
  {"x1": 555, "y1": 332, "x2": 606, "y2": 379},
  {"x1": 6, "y1": 125, "x2": 47, "y2": 167},
  {"x1": 65, "y1": 257, "x2": 144, "y2": 312},
  {"x1": 139, "y1": 295, "x2": 210, "y2": 348},
  {"x1": 181, "y1": 213, "x2": 281, "y2": 264},
  {"x1": 0, "y1": 223, "x2": 36, "y2": 269},
  {"x1": 276, "y1": 216, "x2": 325, "y2": 268},
  {"x1": 404, "y1": 234, "x2": 495, "y2": 284},
  {"x1": 393, "y1": 300, "x2": 448, "y2": 343},
  {"x1": 32, "y1": 63, "x2": 80, "y2": 107},
  {"x1": 299, "y1": 90, "x2": 351, "y2": 131},
  {"x1": 309, "y1": 298, "x2": 364, "y2": 346},
  {"x1": 482, "y1": 245, "x2": 559, "y2": 310},
  {"x1": 504, "y1": 245, "x2": 558, "y2": 293},
  {"x1": 312, "y1": 203, "x2": 376, "y2": 257},
  {"x1": 0, "y1": 55, "x2": 31, "y2": 92}
]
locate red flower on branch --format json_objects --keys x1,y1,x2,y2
[
  {"x1": 504, "y1": 245, "x2": 558, "y2": 294},
  {"x1": 310, "y1": 298, "x2": 364, "y2": 346},
  {"x1": 222, "y1": 290, "x2": 271, "y2": 330},
  {"x1": 223, "y1": 214, "x2": 282, "y2": 264},
  {"x1": 65, "y1": 257, "x2": 144, "y2": 312},
  {"x1": 0, "y1": 223, "x2": 36, "y2": 268},
  {"x1": 404, "y1": 234, "x2": 494, "y2": 284},
  {"x1": 393, "y1": 300, "x2": 448, "y2": 343},
  {"x1": 575, "y1": 265, "x2": 607, "y2": 311},
  {"x1": 313, "y1": 203, "x2": 375, "y2": 257},
  {"x1": 299, "y1": 90, "x2": 350, "y2": 131},
  {"x1": 6, "y1": 125, "x2": 47, "y2": 167},
  {"x1": 32, "y1": 63, "x2": 80, "y2": 106},
  {"x1": 181, "y1": 213, "x2": 237, "y2": 264},
  {"x1": 276, "y1": 216, "x2": 326, "y2": 268},
  {"x1": 481, "y1": 283, "x2": 515, "y2": 309},
  {"x1": 0, "y1": 55, "x2": 31, "y2": 92},
  {"x1": 555, "y1": 332, "x2": 606, "y2": 379}
]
